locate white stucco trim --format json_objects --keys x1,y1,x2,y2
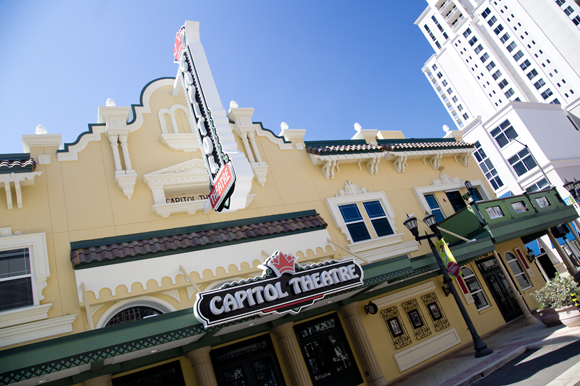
[
  {"x1": 75, "y1": 228, "x2": 334, "y2": 302},
  {"x1": 373, "y1": 281, "x2": 436, "y2": 309},
  {"x1": 0, "y1": 303, "x2": 52, "y2": 329},
  {"x1": 0, "y1": 314, "x2": 77, "y2": 348},
  {"x1": 393, "y1": 328, "x2": 461, "y2": 372}
]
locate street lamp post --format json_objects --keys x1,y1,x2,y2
[{"x1": 403, "y1": 213, "x2": 493, "y2": 358}]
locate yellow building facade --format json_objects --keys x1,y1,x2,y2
[{"x1": 0, "y1": 21, "x2": 577, "y2": 386}]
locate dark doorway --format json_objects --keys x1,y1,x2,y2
[
  {"x1": 446, "y1": 191, "x2": 467, "y2": 213},
  {"x1": 294, "y1": 313, "x2": 362, "y2": 386},
  {"x1": 537, "y1": 253, "x2": 557, "y2": 280},
  {"x1": 476, "y1": 256, "x2": 523, "y2": 322},
  {"x1": 211, "y1": 335, "x2": 285, "y2": 386}
]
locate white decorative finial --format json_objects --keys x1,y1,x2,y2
[
  {"x1": 281, "y1": 122, "x2": 289, "y2": 132},
  {"x1": 106, "y1": 98, "x2": 116, "y2": 107},
  {"x1": 354, "y1": 122, "x2": 362, "y2": 132},
  {"x1": 443, "y1": 124, "x2": 450, "y2": 133},
  {"x1": 230, "y1": 100, "x2": 239, "y2": 108},
  {"x1": 35, "y1": 124, "x2": 47, "y2": 135}
]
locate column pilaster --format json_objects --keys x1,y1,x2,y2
[
  {"x1": 270, "y1": 322, "x2": 311, "y2": 386},
  {"x1": 338, "y1": 302, "x2": 388, "y2": 386},
  {"x1": 185, "y1": 346, "x2": 218, "y2": 386}
]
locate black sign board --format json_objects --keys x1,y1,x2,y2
[{"x1": 194, "y1": 252, "x2": 364, "y2": 328}]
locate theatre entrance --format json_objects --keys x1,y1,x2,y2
[
  {"x1": 211, "y1": 335, "x2": 285, "y2": 386},
  {"x1": 476, "y1": 256, "x2": 523, "y2": 322}
]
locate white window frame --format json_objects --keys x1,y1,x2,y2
[
  {"x1": 413, "y1": 178, "x2": 491, "y2": 218},
  {"x1": 0, "y1": 228, "x2": 51, "y2": 328},
  {"x1": 461, "y1": 267, "x2": 491, "y2": 311},
  {"x1": 326, "y1": 191, "x2": 403, "y2": 253},
  {"x1": 505, "y1": 252, "x2": 532, "y2": 290}
]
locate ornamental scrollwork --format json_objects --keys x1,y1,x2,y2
[
  {"x1": 401, "y1": 298, "x2": 432, "y2": 341},
  {"x1": 421, "y1": 292, "x2": 450, "y2": 332},
  {"x1": 381, "y1": 305, "x2": 412, "y2": 350}
]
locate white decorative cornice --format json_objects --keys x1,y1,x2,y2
[
  {"x1": 22, "y1": 134, "x2": 62, "y2": 152},
  {"x1": 0, "y1": 172, "x2": 42, "y2": 209},
  {"x1": 431, "y1": 171, "x2": 461, "y2": 186},
  {"x1": 309, "y1": 153, "x2": 386, "y2": 179}
]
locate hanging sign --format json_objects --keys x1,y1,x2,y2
[
  {"x1": 434, "y1": 238, "x2": 461, "y2": 278},
  {"x1": 174, "y1": 25, "x2": 236, "y2": 212},
  {"x1": 194, "y1": 251, "x2": 364, "y2": 328}
]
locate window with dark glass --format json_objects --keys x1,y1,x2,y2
[
  {"x1": 491, "y1": 119, "x2": 518, "y2": 148},
  {"x1": 505, "y1": 252, "x2": 531, "y2": 289},
  {"x1": 425, "y1": 194, "x2": 445, "y2": 223},
  {"x1": 498, "y1": 79, "x2": 509, "y2": 89},
  {"x1": 474, "y1": 44, "x2": 484, "y2": 54},
  {"x1": 505, "y1": 88, "x2": 515, "y2": 98},
  {"x1": 527, "y1": 69, "x2": 538, "y2": 80},
  {"x1": 520, "y1": 59, "x2": 531, "y2": 70},
  {"x1": 486, "y1": 61, "x2": 496, "y2": 71},
  {"x1": 488, "y1": 15, "x2": 498, "y2": 26},
  {"x1": 493, "y1": 24, "x2": 504, "y2": 35},
  {"x1": 506, "y1": 42, "x2": 517, "y2": 52},
  {"x1": 482, "y1": 8, "x2": 491, "y2": 18},
  {"x1": 492, "y1": 70, "x2": 502, "y2": 80},
  {"x1": 468, "y1": 36, "x2": 478, "y2": 46},
  {"x1": 295, "y1": 314, "x2": 362, "y2": 386},
  {"x1": 513, "y1": 50, "x2": 524, "y2": 61},
  {"x1": 113, "y1": 361, "x2": 185, "y2": 386},
  {"x1": 339, "y1": 204, "x2": 370, "y2": 243},
  {"x1": 446, "y1": 191, "x2": 467, "y2": 213},
  {"x1": 541, "y1": 89, "x2": 553, "y2": 99},
  {"x1": 363, "y1": 201, "x2": 394, "y2": 238},
  {"x1": 508, "y1": 148, "x2": 537, "y2": 176},
  {"x1": 463, "y1": 28, "x2": 472, "y2": 38},
  {"x1": 534, "y1": 78, "x2": 546, "y2": 89},
  {"x1": 480, "y1": 53, "x2": 490, "y2": 62},
  {"x1": 500, "y1": 33, "x2": 511, "y2": 43},
  {"x1": 461, "y1": 268, "x2": 490, "y2": 310},
  {"x1": 0, "y1": 248, "x2": 33, "y2": 312},
  {"x1": 211, "y1": 335, "x2": 285, "y2": 386}
]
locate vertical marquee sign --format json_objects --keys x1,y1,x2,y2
[
  {"x1": 194, "y1": 251, "x2": 364, "y2": 328},
  {"x1": 174, "y1": 26, "x2": 235, "y2": 212}
]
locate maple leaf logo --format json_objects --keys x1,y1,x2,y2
[
  {"x1": 265, "y1": 251, "x2": 297, "y2": 277},
  {"x1": 174, "y1": 29, "x2": 184, "y2": 62}
]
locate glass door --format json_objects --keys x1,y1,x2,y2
[{"x1": 477, "y1": 257, "x2": 522, "y2": 322}]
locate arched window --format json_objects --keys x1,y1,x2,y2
[
  {"x1": 461, "y1": 267, "x2": 490, "y2": 310},
  {"x1": 105, "y1": 306, "x2": 163, "y2": 327},
  {"x1": 505, "y1": 252, "x2": 531, "y2": 290},
  {"x1": 96, "y1": 296, "x2": 176, "y2": 328}
]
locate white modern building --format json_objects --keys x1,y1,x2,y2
[
  {"x1": 416, "y1": 0, "x2": 580, "y2": 199},
  {"x1": 416, "y1": 0, "x2": 580, "y2": 278}
]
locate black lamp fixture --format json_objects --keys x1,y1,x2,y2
[
  {"x1": 442, "y1": 279, "x2": 451, "y2": 297},
  {"x1": 402, "y1": 213, "x2": 493, "y2": 358},
  {"x1": 526, "y1": 248, "x2": 536, "y2": 264},
  {"x1": 364, "y1": 301, "x2": 378, "y2": 315},
  {"x1": 564, "y1": 179, "x2": 577, "y2": 199}
]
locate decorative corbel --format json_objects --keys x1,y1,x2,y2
[
  {"x1": 428, "y1": 153, "x2": 443, "y2": 170},
  {"x1": 366, "y1": 157, "x2": 380, "y2": 175},
  {"x1": 393, "y1": 155, "x2": 408, "y2": 173},
  {"x1": 321, "y1": 158, "x2": 340, "y2": 180}
]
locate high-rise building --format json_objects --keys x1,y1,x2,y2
[{"x1": 416, "y1": 0, "x2": 580, "y2": 199}]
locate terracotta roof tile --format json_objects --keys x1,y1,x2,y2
[
  {"x1": 0, "y1": 157, "x2": 36, "y2": 173},
  {"x1": 71, "y1": 213, "x2": 327, "y2": 267},
  {"x1": 305, "y1": 144, "x2": 384, "y2": 155},
  {"x1": 383, "y1": 141, "x2": 474, "y2": 151}
]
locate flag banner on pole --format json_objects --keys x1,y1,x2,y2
[{"x1": 434, "y1": 238, "x2": 461, "y2": 278}]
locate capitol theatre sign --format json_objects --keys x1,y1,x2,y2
[
  {"x1": 174, "y1": 26, "x2": 235, "y2": 212},
  {"x1": 194, "y1": 252, "x2": 364, "y2": 328}
]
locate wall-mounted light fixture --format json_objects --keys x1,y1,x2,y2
[
  {"x1": 526, "y1": 248, "x2": 536, "y2": 264},
  {"x1": 364, "y1": 301, "x2": 378, "y2": 315}
]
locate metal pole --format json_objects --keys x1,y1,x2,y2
[{"x1": 427, "y1": 237, "x2": 493, "y2": 358}]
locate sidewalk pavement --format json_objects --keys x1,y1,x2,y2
[{"x1": 389, "y1": 314, "x2": 580, "y2": 386}]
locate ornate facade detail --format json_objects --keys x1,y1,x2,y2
[
  {"x1": 366, "y1": 156, "x2": 380, "y2": 175},
  {"x1": 336, "y1": 180, "x2": 371, "y2": 197},
  {"x1": 381, "y1": 305, "x2": 412, "y2": 350},
  {"x1": 401, "y1": 298, "x2": 432, "y2": 341},
  {"x1": 321, "y1": 158, "x2": 340, "y2": 180},
  {"x1": 158, "y1": 104, "x2": 200, "y2": 152},
  {"x1": 393, "y1": 154, "x2": 408, "y2": 173},
  {"x1": 142, "y1": 159, "x2": 210, "y2": 218},
  {"x1": 161, "y1": 290, "x2": 181, "y2": 303},
  {"x1": 424, "y1": 153, "x2": 443, "y2": 170},
  {"x1": 430, "y1": 172, "x2": 462, "y2": 186},
  {"x1": 421, "y1": 292, "x2": 450, "y2": 332},
  {"x1": 455, "y1": 151, "x2": 472, "y2": 167},
  {"x1": 229, "y1": 104, "x2": 271, "y2": 187},
  {"x1": 0, "y1": 171, "x2": 42, "y2": 210}
]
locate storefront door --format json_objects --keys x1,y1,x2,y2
[
  {"x1": 211, "y1": 335, "x2": 285, "y2": 386},
  {"x1": 477, "y1": 257, "x2": 523, "y2": 322}
]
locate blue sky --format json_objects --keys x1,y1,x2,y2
[{"x1": 0, "y1": 0, "x2": 454, "y2": 154}]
